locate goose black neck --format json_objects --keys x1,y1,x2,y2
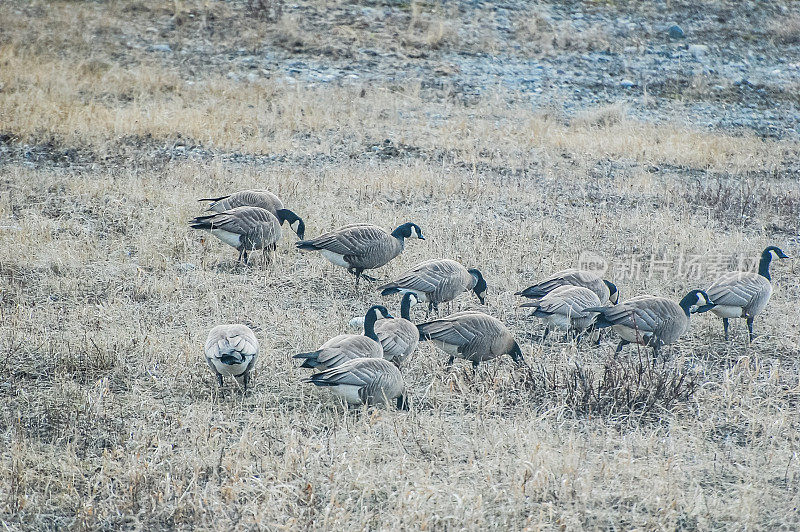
[
  {"x1": 758, "y1": 249, "x2": 773, "y2": 280},
  {"x1": 678, "y1": 293, "x2": 696, "y2": 317},
  {"x1": 400, "y1": 295, "x2": 412, "y2": 320},
  {"x1": 364, "y1": 309, "x2": 380, "y2": 340},
  {"x1": 390, "y1": 228, "x2": 406, "y2": 246}
]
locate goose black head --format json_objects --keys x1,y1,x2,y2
[
  {"x1": 764, "y1": 245, "x2": 790, "y2": 260},
  {"x1": 392, "y1": 222, "x2": 425, "y2": 241},
  {"x1": 681, "y1": 289, "x2": 715, "y2": 315},
  {"x1": 364, "y1": 305, "x2": 393, "y2": 341},
  {"x1": 396, "y1": 393, "x2": 410, "y2": 411},
  {"x1": 275, "y1": 209, "x2": 306, "y2": 239},
  {"x1": 468, "y1": 268, "x2": 487, "y2": 304},
  {"x1": 758, "y1": 245, "x2": 790, "y2": 280},
  {"x1": 367, "y1": 304, "x2": 393, "y2": 320},
  {"x1": 604, "y1": 280, "x2": 620, "y2": 304},
  {"x1": 509, "y1": 341, "x2": 525, "y2": 366}
]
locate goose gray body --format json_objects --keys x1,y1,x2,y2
[
  {"x1": 373, "y1": 318, "x2": 418, "y2": 366},
  {"x1": 705, "y1": 246, "x2": 789, "y2": 341},
  {"x1": 294, "y1": 334, "x2": 383, "y2": 370},
  {"x1": 350, "y1": 293, "x2": 420, "y2": 366},
  {"x1": 190, "y1": 206, "x2": 282, "y2": 263},
  {"x1": 307, "y1": 358, "x2": 408, "y2": 409},
  {"x1": 204, "y1": 324, "x2": 259, "y2": 391},
  {"x1": 587, "y1": 290, "x2": 713, "y2": 359},
  {"x1": 516, "y1": 268, "x2": 618, "y2": 305},
  {"x1": 707, "y1": 273, "x2": 772, "y2": 319},
  {"x1": 521, "y1": 285, "x2": 602, "y2": 337},
  {"x1": 378, "y1": 258, "x2": 486, "y2": 310},
  {"x1": 296, "y1": 222, "x2": 424, "y2": 284},
  {"x1": 294, "y1": 305, "x2": 393, "y2": 370},
  {"x1": 198, "y1": 189, "x2": 306, "y2": 238},
  {"x1": 417, "y1": 311, "x2": 524, "y2": 369}
]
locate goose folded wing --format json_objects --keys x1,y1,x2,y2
[
  {"x1": 418, "y1": 318, "x2": 479, "y2": 347},
  {"x1": 306, "y1": 225, "x2": 387, "y2": 255},
  {"x1": 311, "y1": 360, "x2": 384, "y2": 387},
  {"x1": 380, "y1": 266, "x2": 441, "y2": 293},
  {"x1": 707, "y1": 274, "x2": 763, "y2": 307}
]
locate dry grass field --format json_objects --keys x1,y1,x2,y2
[{"x1": 2, "y1": 1, "x2": 800, "y2": 529}]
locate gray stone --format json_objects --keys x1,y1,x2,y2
[
  {"x1": 688, "y1": 44, "x2": 708, "y2": 57},
  {"x1": 619, "y1": 79, "x2": 635, "y2": 88},
  {"x1": 668, "y1": 25, "x2": 685, "y2": 39},
  {"x1": 151, "y1": 43, "x2": 172, "y2": 52}
]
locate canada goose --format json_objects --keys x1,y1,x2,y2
[
  {"x1": 516, "y1": 268, "x2": 619, "y2": 305},
  {"x1": 585, "y1": 290, "x2": 715, "y2": 360},
  {"x1": 296, "y1": 222, "x2": 424, "y2": 285},
  {"x1": 306, "y1": 358, "x2": 408, "y2": 409},
  {"x1": 416, "y1": 311, "x2": 525, "y2": 370},
  {"x1": 378, "y1": 258, "x2": 487, "y2": 312},
  {"x1": 520, "y1": 285, "x2": 602, "y2": 342},
  {"x1": 349, "y1": 293, "x2": 420, "y2": 367},
  {"x1": 294, "y1": 305, "x2": 393, "y2": 370},
  {"x1": 705, "y1": 245, "x2": 790, "y2": 341},
  {"x1": 189, "y1": 206, "x2": 284, "y2": 264},
  {"x1": 198, "y1": 189, "x2": 306, "y2": 239},
  {"x1": 204, "y1": 324, "x2": 259, "y2": 392}
]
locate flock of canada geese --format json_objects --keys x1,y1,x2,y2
[{"x1": 191, "y1": 189, "x2": 791, "y2": 409}]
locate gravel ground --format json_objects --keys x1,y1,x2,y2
[{"x1": 115, "y1": 0, "x2": 800, "y2": 140}]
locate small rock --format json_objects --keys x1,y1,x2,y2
[
  {"x1": 688, "y1": 44, "x2": 708, "y2": 57},
  {"x1": 177, "y1": 263, "x2": 197, "y2": 273},
  {"x1": 667, "y1": 25, "x2": 685, "y2": 39},
  {"x1": 151, "y1": 43, "x2": 172, "y2": 52},
  {"x1": 619, "y1": 79, "x2": 635, "y2": 88}
]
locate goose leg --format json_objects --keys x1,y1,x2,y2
[
  {"x1": 348, "y1": 267, "x2": 362, "y2": 287},
  {"x1": 614, "y1": 340, "x2": 629, "y2": 357},
  {"x1": 723, "y1": 318, "x2": 729, "y2": 340},
  {"x1": 445, "y1": 355, "x2": 454, "y2": 368},
  {"x1": 652, "y1": 345, "x2": 660, "y2": 362},
  {"x1": 242, "y1": 249, "x2": 249, "y2": 265},
  {"x1": 747, "y1": 317, "x2": 755, "y2": 342},
  {"x1": 237, "y1": 247, "x2": 245, "y2": 263},
  {"x1": 472, "y1": 360, "x2": 480, "y2": 372},
  {"x1": 540, "y1": 328, "x2": 550, "y2": 343}
]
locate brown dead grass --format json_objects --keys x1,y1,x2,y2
[{"x1": 1, "y1": 1, "x2": 800, "y2": 530}]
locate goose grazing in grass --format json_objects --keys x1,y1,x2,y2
[
  {"x1": 378, "y1": 258, "x2": 487, "y2": 312},
  {"x1": 416, "y1": 311, "x2": 525, "y2": 370},
  {"x1": 198, "y1": 189, "x2": 306, "y2": 239},
  {"x1": 585, "y1": 290, "x2": 715, "y2": 360},
  {"x1": 204, "y1": 324, "x2": 259, "y2": 392},
  {"x1": 294, "y1": 305, "x2": 393, "y2": 370},
  {"x1": 520, "y1": 285, "x2": 602, "y2": 342},
  {"x1": 189, "y1": 206, "x2": 284, "y2": 264},
  {"x1": 349, "y1": 293, "x2": 420, "y2": 367},
  {"x1": 296, "y1": 222, "x2": 424, "y2": 286},
  {"x1": 516, "y1": 268, "x2": 619, "y2": 305},
  {"x1": 705, "y1": 245, "x2": 790, "y2": 341},
  {"x1": 306, "y1": 358, "x2": 408, "y2": 410}
]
